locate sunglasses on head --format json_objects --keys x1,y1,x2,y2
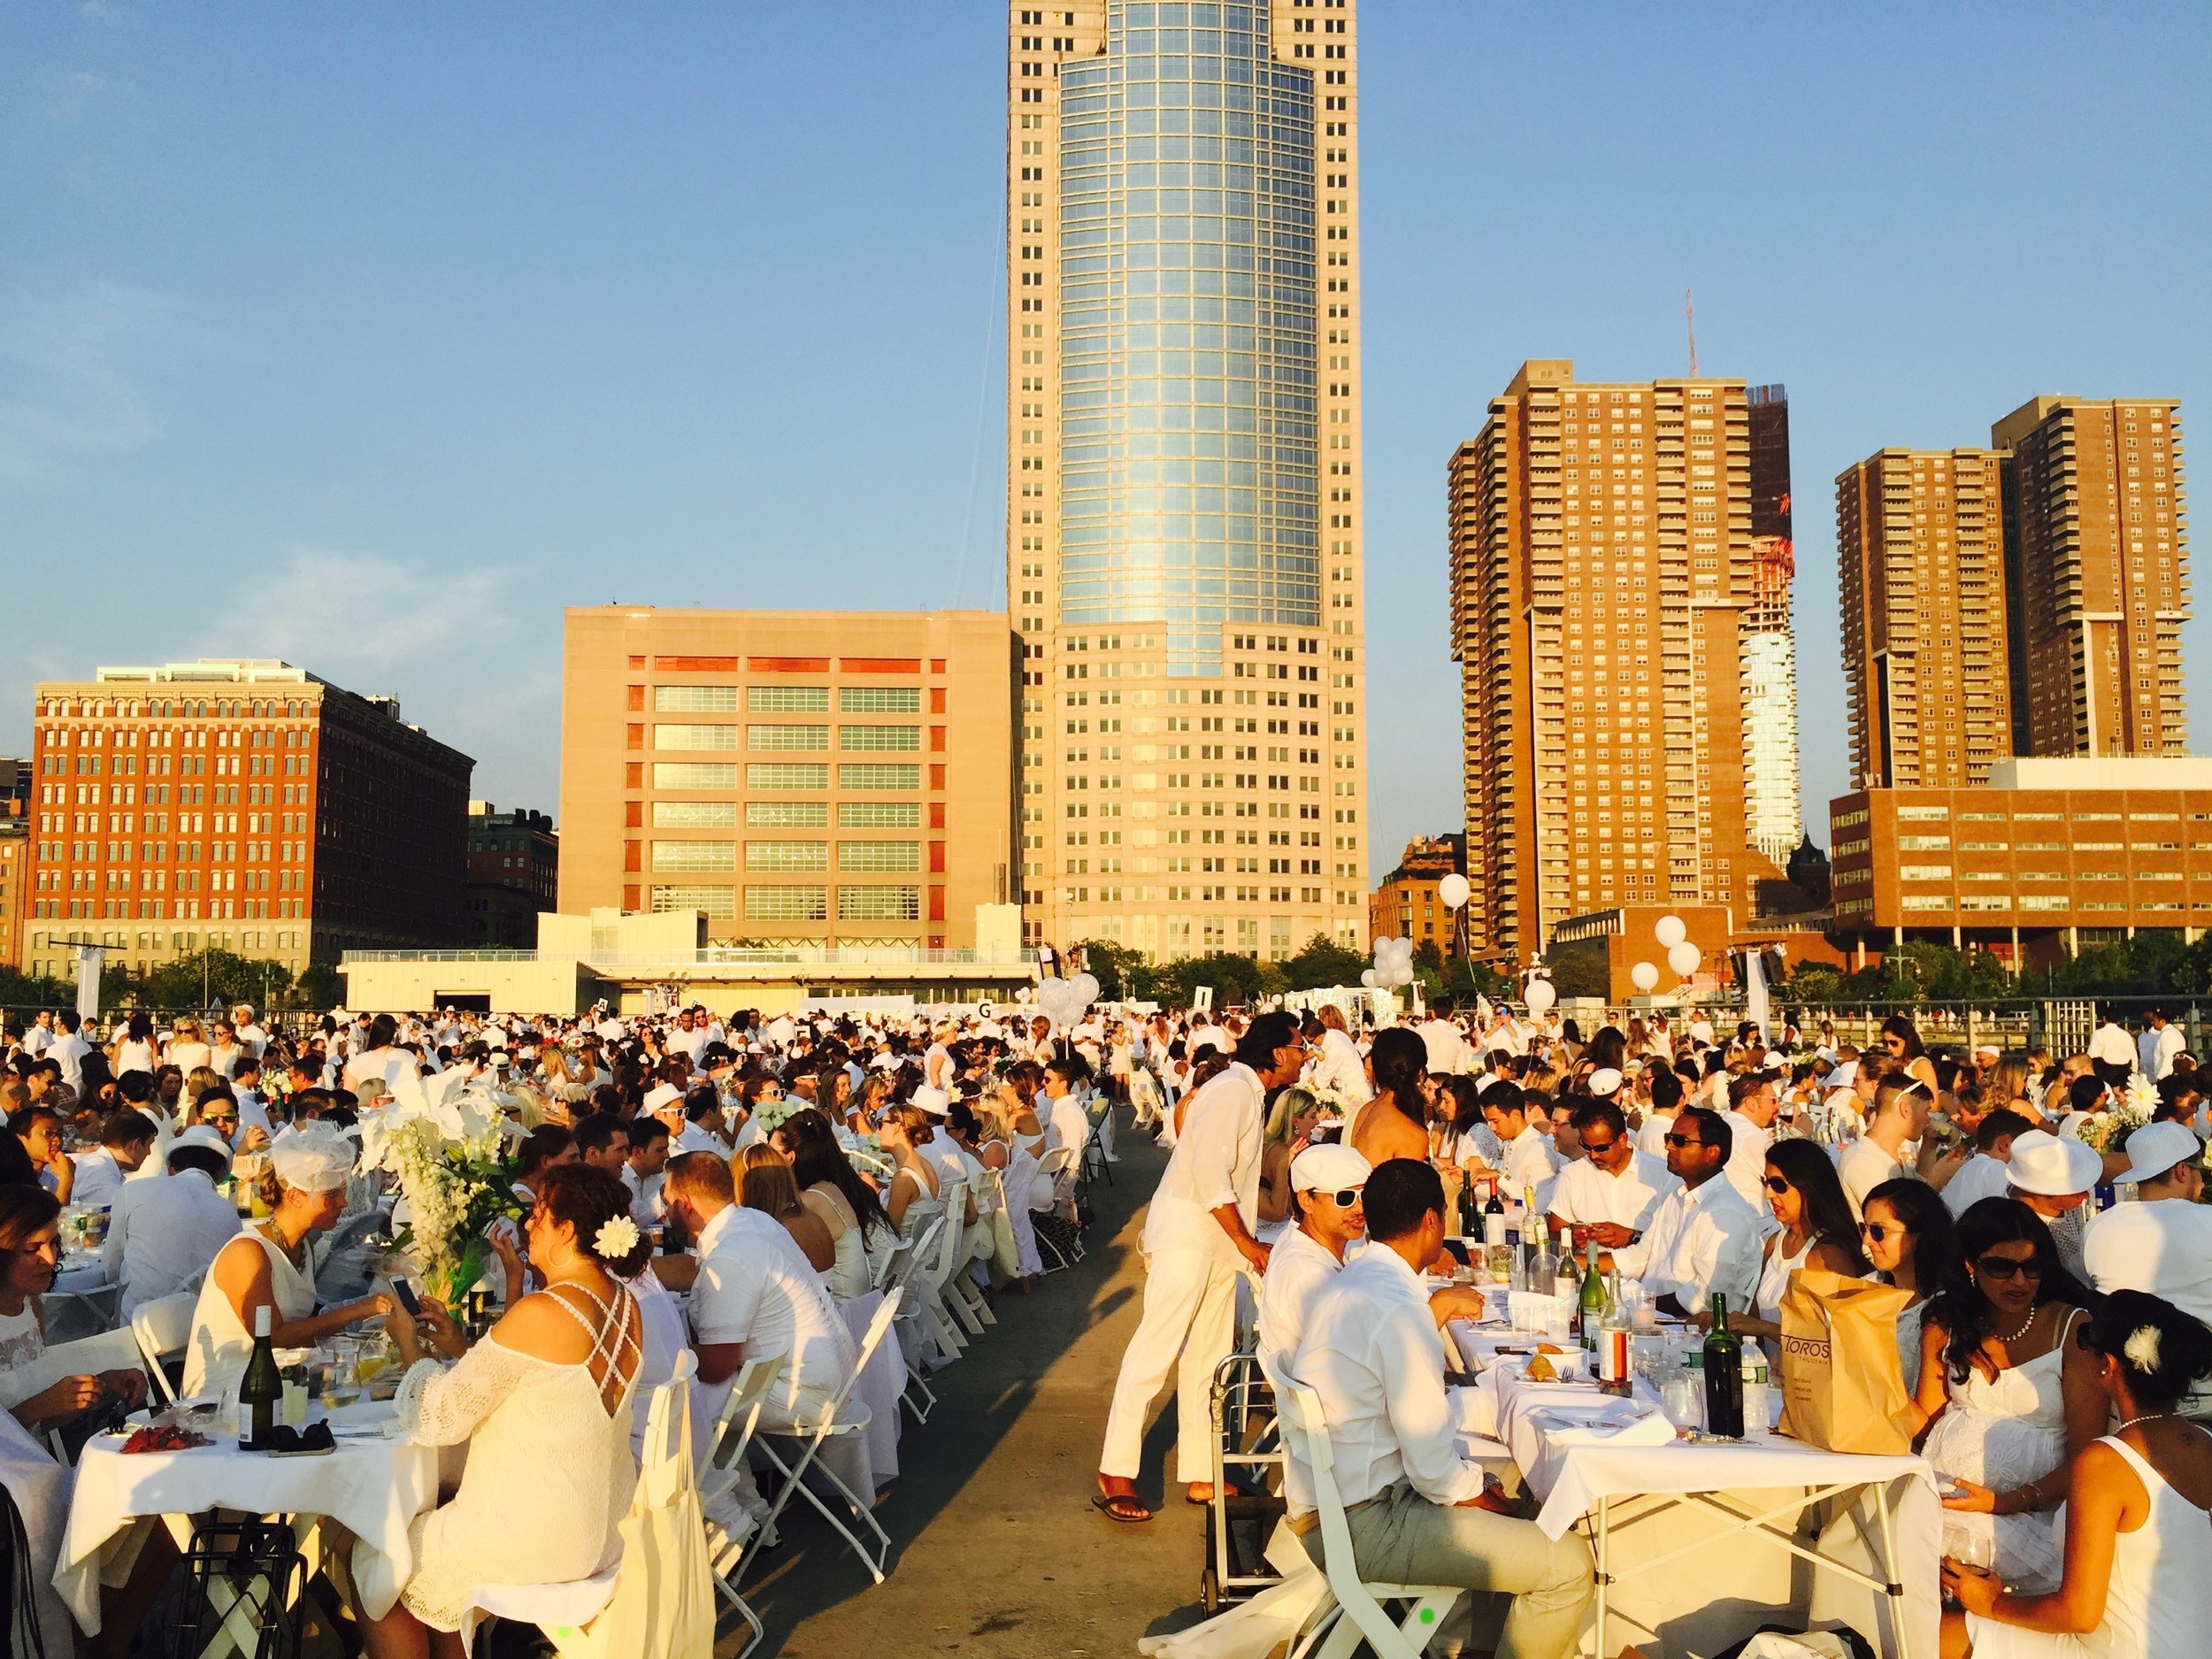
[{"x1": 1977, "y1": 1256, "x2": 2045, "y2": 1283}]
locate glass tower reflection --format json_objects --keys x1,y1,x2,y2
[{"x1": 1057, "y1": 0, "x2": 1320, "y2": 674}]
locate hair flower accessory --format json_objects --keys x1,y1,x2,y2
[
  {"x1": 593, "y1": 1216, "x2": 641, "y2": 1261},
  {"x1": 2124, "y1": 1324, "x2": 2163, "y2": 1375}
]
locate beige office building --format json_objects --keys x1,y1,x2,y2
[
  {"x1": 1449, "y1": 361, "x2": 1788, "y2": 967},
  {"x1": 1006, "y1": 0, "x2": 1367, "y2": 964},
  {"x1": 1993, "y1": 396, "x2": 2188, "y2": 758},
  {"x1": 1835, "y1": 448, "x2": 2012, "y2": 790},
  {"x1": 559, "y1": 610, "x2": 1018, "y2": 952}
]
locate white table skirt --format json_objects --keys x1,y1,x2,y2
[
  {"x1": 841, "y1": 1290, "x2": 904, "y2": 1488},
  {"x1": 58, "y1": 1403, "x2": 437, "y2": 1633}
]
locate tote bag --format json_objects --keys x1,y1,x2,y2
[{"x1": 1775, "y1": 1270, "x2": 1916, "y2": 1455}]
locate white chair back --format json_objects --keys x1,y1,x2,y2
[{"x1": 130, "y1": 1290, "x2": 198, "y2": 1402}]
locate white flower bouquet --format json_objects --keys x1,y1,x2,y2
[
  {"x1": 358, "y1": 1068, "x2": 526, "y2": 1306},
  {"x1": 2071, "y1": 1071, "x2": 2159, "y2": 1156}
]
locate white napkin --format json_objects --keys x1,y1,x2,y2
[{"x1": 1525, "y1": 1407, "x2": 1675, "y2": 1448}]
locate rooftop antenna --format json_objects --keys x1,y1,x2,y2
[{"x1": 1686, "y1": 288, "x2": 1698, "y2": 378}]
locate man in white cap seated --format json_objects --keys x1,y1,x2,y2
[
  {"x1": 102, "y1": 1125, "x2": 243, "y2": 1317},
  {"x1": 2085, "y1": 1120, "x2": 2212, "y2": 1417},
  {"x1": 2004, "y1": 1127, "x2": 2101, "y2": 1283},
  {"x1": 1257, "y1": 1143, "x2": 1371, "y2": 1375}
]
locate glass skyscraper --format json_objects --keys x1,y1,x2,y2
[{"x1": 1008, "y1": 2, "x2": 1366, "y2": 962}]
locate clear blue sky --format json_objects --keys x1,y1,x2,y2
[{"x1": 4, "y1": 3, "x2": 2207, "y2": 883}]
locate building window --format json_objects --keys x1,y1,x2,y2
[
  {"x1": 747, "y1": 686, "x2": 830, "y2": 712},
  {"x1": 747, "y1": 763, "x2": 832, "y2": 790},
  {"x1": 650, "y1": 841, "x2": 735, "y2": 872},
  {"x1": 839, "y1": 726, "x2": 921, "y2": 752},
  {"x1": 839, "y1": 687, "x2": 922, "y2": 714},
  {"x1": 839, "y1": 841, "x2": 921, "y2": 872},
  {"x1": 652, "y1": 801, "x2": 737, "y2": 828},
  {"x1": 836, "y1": 885, "x2": 920, "y2": 921},
  {"x1": 654, "y1": 686, "x2": 741, "y2": 712},
  {"x1": 744, "y1": 885, "x2": 828, "y2": 920},
  {"x1": 838, "y1": 764, "x2": 922, "y2": 791},
  {"x1": 649, "y1": 884, "x2": 734, "y2": 918},
  {"x1": 745, "y1": 841, "x2": 830, "y2": 872},
  {"x1": 652, "y1": 725, "x2": 739, "y2": 750},
  {"x1": 838, "y1": 801, "x2": 921, "y2": 828},
  {"x1": 652, "y1": 763, "x2": 738, "y2": 789},
  {"x1": 747, "y1": 801, "x2": 830, "y2": 827},
  {"x1": 748, "y1": 725, "x2": 830, "y2": 751}
]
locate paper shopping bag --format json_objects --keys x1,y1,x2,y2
[{"x1": 1775, "y1": 1269, "x2": 1915, "y2": 1455}]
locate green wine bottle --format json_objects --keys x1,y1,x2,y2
[
  {"x1": 239, "y1": 1303, "x2": 280, "y2": 1449},
  {"x1": 1578, "y1": 1242, "x2": 1607, "y2": 1353},
  {"x1": 1701, "y1": 1294, "x2": 1745, "y2": 1438}
]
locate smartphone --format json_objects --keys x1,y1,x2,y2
[{"x1": 390, "y1": 1279, "x2": 421, "y2": 1318}]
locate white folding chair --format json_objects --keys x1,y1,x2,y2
[
  {"x1": 1029, "y1": 1147, "x2": 1081, "y2": 1271},
  {"x1": 700, "y1": 1353, "x2": 784, "y2": 1601},
  {"x1": 1257, "y1": 1354, "x2": 1461, "y2": 1659},
  {"x1": 130, "y1": 1289, "x2": 199, "y2": 1403},
  {"x1": 739, "y1": 1288, "x2": 902, "y2": 1586}
]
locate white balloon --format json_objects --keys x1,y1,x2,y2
[
  {"x1": 1524, "y1": 979, "x2": 1556, "y2": 1015},
  {"x1": 1629, "y1": 961, "x2": 1660, "y2": 994},
  {"x1": 1071, "y1": 972, "x2": 1101, "y2": 1006},
  {"x1": 1655, "y1": 914, "x2": 1688, "y2": 949},
  {"x1": 1667, "y1": 941, "x2": 1702, "y2": 977},
  {"x1": 1360, "y1": 968, "x2": 1377, "y2": 987},
  {"x1": 1437, "y1": 872, "x2": 1471, "y2": 910}
]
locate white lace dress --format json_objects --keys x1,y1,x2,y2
[
  {"x1": 1924, "y1": 1306, "x2": 2082, "y2": 1590},
  {"x1": 377, "y1": 1284, "x2": 641, "y2": 1638}
]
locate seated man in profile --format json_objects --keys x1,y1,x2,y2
[{"x1": 1285, "y1": 1158, "x2": 1594, "y2": 1659}]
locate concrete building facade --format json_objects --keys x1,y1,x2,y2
[
  {"x1": 1835, "y1": 447, "x2": 2013, "y2": 789},
  {"x1": 1449, "y1": 360, "x2": 1791, "y2": 968},
  {"x1": 21, "y1": 660, "x2": 472, "y2": 980},
  {"x1": 1006, "y1": 0, "x2": 1368, "y2": 964},
  {"x1": 558, "y1": 609, "x2": 1018, "y2": 955},
  {"x1": 1993, "y1": 396, "x2": 2188, "y2": 760}
]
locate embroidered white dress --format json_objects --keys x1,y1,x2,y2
[
  {"x1": 378, "y1": 1285, "x2": 640, "y2": 1638},
  {"x1": 1924, "y1": 1307, "x2": 2082, "y2": 1591}
]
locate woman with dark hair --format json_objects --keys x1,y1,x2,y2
[
  {"x1": 1863, "y1": 1176, "x2": 1959, "y2": 1386},
  {"x1": 1918, "y1": 1197, "x2": 2104, "y2": 1591},
  {"x1": 1350, "y1": 1026, "x2": 1430, "y2": 1166},
  {"x1": 0, "y1": 1187, "x2": 146, "y2": 1430},
  {"x1": 1704, "y1": 1138, "x2": 1869, "y2": 1349},
  {"x1": 363, "y1": 1164, "x2": 645, "y2": 1658},
  {"x1": 1440, "y1": 1074, "x2": 1503, "y2": 1173},
  {"x1": 1882, "y1": 1013, "x2": 1941, "y2": 1093},
  {"x1": 1583, "y1": 1025, "x2": 1629, "y2": 1079},
  {"x1": 108, "y1": 1011, "x2": 157, "y2": 1079},
  {"x1": 781, "y1": 1109, "x2": 892, "y2": 1301},
  {"x1": 1944, "y1": 1289, "x2": 2212, "y2": 1659}
]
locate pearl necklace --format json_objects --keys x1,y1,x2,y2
[
  {"x1": 2113, "y1": 1411, "x2": 2175, "y2": 1435},
  {"x1": 1996, "y1": 1304, "x2": 2039, "y2": 1344}
]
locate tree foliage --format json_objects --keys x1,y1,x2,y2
[{"x1": 1284, "y1": 933, "x2": 1370, "y2": 991}]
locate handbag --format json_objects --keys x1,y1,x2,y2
[{"x1": 1775, "y1": 1270, "x2": 1916, "y2": 1455}]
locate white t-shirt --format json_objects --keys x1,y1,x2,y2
[
  {"x1": 2089, "y1": 1023, "x2": 2137, "y2": 1069},
  {"x1": 1837, "y1": 1138, "x2": 1905, "y2": 1220},
  {"x1": 2085, "y1": 1199, "x2": 2212, "y2": 1329},
  {"x1": 688, "y1": 1203, "x2": 854, "y2": 1427}
]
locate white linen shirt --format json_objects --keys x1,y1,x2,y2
[
  {"x1": 2089, "y1": 1023, "x2": 2137, "y2": 1069},
  {"x1": 1609, "y1": 1173, "x2": 1763, "y2": 1316},
  {"x1": 2139, "y1": 1025, "x2": 2184, "y2": 1082},
  {"x1": 1500, "y1": 1123, "x2": 1559, "y2": 1202},
  {"x1": 1417, "y1": 1018, "x2": 1476, "y2": 1079},
  {"x1": 101, "y1": 1169, "x2": 242, "y2": 1317},
  {"x1": 2085, "y1": 1199, "x2": 2212, "y2": 1330},
  {"x1": 1285, "y1": 1245, "x2": 1484, "y2": 1516},
  {"x1": 1547, "y1": 1151, "x2": 1680, "y2": 1233},
  {"x1": 1141, "y1": 1062, "x2": 1265, "y2": 1264},
  {"x1": 688, "y1": 1202, "x2": 854, "y2": 1422},
  {"x1": 1256, "y1": 1225, "x2": 1345, "y2": 1373},
  {"x1": 1719, "y1": 1110, "x2": 1774, "y2": 1210},
  {"x1": 69, "y1": 1148, "x2": 127, "y2": 1211},
  {"x1": 1046, "y1": 1092, "x2": 1091, "y2": 1161},
  {"x1": 1303, "y1": 1028, "x2": 1369, "y2": 1104}
]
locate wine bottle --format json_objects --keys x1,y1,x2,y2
[
  {"x1": 239, "y1": 1304, "x2": 280, "y2": 1449},
  {"x1": 1701, "y1": 1294, "x2": 1746, "y2": 1439},
  {"x1": 1455, "y1": 1171, "x2": 1478, "y2": 1240},
  {"x1": 1578, "y1": 1242, "x2": 1607, "y2": 1353}
]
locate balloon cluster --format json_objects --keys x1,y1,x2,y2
[
  {"x1": 1360, "y1": 934, "x2": 1417, "y2": 990},
  {"x1": 1627, "y1": 914, "x2": 1702, "y2": 995},
  {"x1": 1035, "y1": 972, "x2": 1102, "y2": 1027}
]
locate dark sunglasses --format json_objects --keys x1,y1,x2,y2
[
  {"x1": 1858, "y1": 1221, "x2": 1907, "y2": 1242},
  {"x1": 1579, "y1": 1137, "x2": 1620, "y2": 1156},
  {"x1": 1977, "y1": 1256, "x2": 2045, "y2": 1283},
  {"x1": 1763, "y1": 1175, "x2": 1793, "y2": 1195},
  {"x1": 1663, "y1": 1133, "x2": 1704, "y2": 1149}
]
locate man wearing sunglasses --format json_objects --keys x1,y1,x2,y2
[
  {"x1": 1257, "y1": 1142, "x2": 1372, "y2": 1374},
  {"x1": 1606, "y1": 1106, "x2": 1762, "y2": 1318},
  {"x1": 1547, "y1": 1100, "x2": 1678, "y2": 1254}
]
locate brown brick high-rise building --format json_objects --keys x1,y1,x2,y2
[
  {"x1": 20, "y1": 660, "x2": 472, "y2": 982},
  {"x1": 1993, "y1": 396, "x2": 2188, "y2": 759},
  {"x1": 1835, "y1": 447, "x2": 2012, "y2": 790},
  {"x1": 1449, "y1": 360, "x2": 1788, "y2": 968}
]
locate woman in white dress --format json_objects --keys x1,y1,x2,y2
[
  {"x1": 1944, "y1": 1291, "x2": 2212, "y2": 1659},
  {"x1": 1861, "y1": 1177, "x2": 1959, "y2": 1388},
  {"x1": 999, "y1": 1068, "x2": 1049, "y2": 1286},
  {"x1": 1917, "y1": 1198, "x2": 2105, "y2": 1592},
  {"x1": 879, "y1": 1106, "x2": 948, "y2": 1240},
  {"x1": 1707, "y1": 1140, "x2": 1866, "y2": 1354},
  {"x1": 184, "y1": 1123, "x2": 394, "y2": 1400},
  {"x1": 359, "y1": 1164, "x2": 644, "y2": 1659},
  {"x1": 788, "y1": 1125, "x2": 893, "y2": 1304}
]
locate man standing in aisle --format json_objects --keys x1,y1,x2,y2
[
  {"x1": 2138, "y1": 1007, "x2": 2185, "y2": 1083},
  {"x1": 1094, "y1": 1010, "x2": 1305, "y2": 1524}
]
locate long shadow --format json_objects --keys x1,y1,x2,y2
[{"x1": 727, "y1": 1111, "x2": 1207, "y2": 1655}]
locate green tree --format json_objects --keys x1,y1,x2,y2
[
  {"x1": 1281, "y1": 933, "x2": 1369, "y2": 991},
  {"x1": 1544, "y1": 939, "x2": 1610, "y2": 1001},
  {"x1": 296, "y1": 964, "x2": 345, "y2": 1010},
  {"x1": 135, "y1": 949, "x2": 296, "y2": 1013},
  {"x1": 0, "y1": 968, "x2": 73, "y2": 1014},
  {"x1": 1070, "y1": 939, "x2": 1157, "y2": 1002},
  {"x1": 1157, "y1": 952, "x2": 1286, "y2": 1010}
]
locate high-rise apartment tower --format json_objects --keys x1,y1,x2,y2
[
  {"x1": 1742, "y1": 385, "x2": 1801, "y2": 862},
  {"x1": 1006, "y1": 0, "x2": 1367, "y2": 964},
  {"x1": 1993, "y1": 396, "x2": 2188, "y2": 758},
  {"x1": 1835, "y1": 448, "x2": 2012, "y2": 790},
  {"x1": 1449, "y1": 361, "x2": 1790, "y2": 966}
]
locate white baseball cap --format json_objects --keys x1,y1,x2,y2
[
  {"x1": 643, "y1": 1082, "x2": 684, "y2": 1115},
  {"x1": 1585, "y1": 1067, "x2": 1624, "y2": 1098},
  {"x1": 2114, "y1": 1120, "x2": 2202, "y2": 1186},
  {"x1": 2006, "y1": 1130, "x2": 2101, "y2": 1198},
  {"x1": 1289, "y1": 1142, "x2": 1372, "y2": 1194}
]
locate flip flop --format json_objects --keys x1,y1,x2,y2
[
  {"x1": 1184, "y1": 1488, "x2": 1215, "y2": 1505},
  {"x1": 1091, "y1": 1492, "x2": 1154, "y2": 1524}
]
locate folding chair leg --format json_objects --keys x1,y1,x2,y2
[
  {"x1": 713, "y1": 1572, "x2": 765, "y2": 1659},
  {"x1": 947, "y1": 1279, "x2": 987, "y2": 1336}
]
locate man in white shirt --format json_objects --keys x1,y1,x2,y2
[
  {"x1": 1302, "y1": 1007, "x2": 1368, "y2": 1103},
  {"x1": 47, "y1": 1012, "x2": 92, "y2": 1094},
  {"x1": 102, "y1": 1126, "x2": 243, "y2": 1317},
  {"x1": 1720, "y1": 1072, "x2": 1781, "y2": 1212},
  {"x1": 20, "y1": 1011, "x2": 54, "y2": 1057},
  {"x1": 1257, "y1": 1143, "x2": 1371, "y2": 1374},
  {"x1": 69, "y1": 1110, "x2": 159, "y2": 1210},
  {"x1": 1097, "y1": 1012, "x2": 1304, "y2": 1522},
  {"x1": 1838, "y1": 1075, "x2": 1930, "y2": 1219},
  {"x1": 1481, "y1": 1083, "x2": 1558, "y2": 1205},
  {"x1": 2085, "y1": 1121, "x2": 2212, "y2": 1418},
  {"x1": 1941, "y1": 1108, "x2": 2033, "y2": 1217},
  {"x1": 620, "y1": 1117, "x2": 671, "y2": 1225},
  {"x1": 230, "y1": 1004, "x2": 269, "y2": 1059},
  {"x1": 1285, "y1": 1158, "x2": 1593, "y2": 1659},
  {"x1": 1608, "y1": 1107, "x2": 1763, "y2": 1317},
  {"x1": 1042, "y1": 1058, "x2": 1093, "y2": 1163},
  {"x1": 2138, "y1": 1008, "x2": 2185, "y2": 1083},
  {"x1": 663, "y1": 1151, "x2": 855, "y2": 1431},
  {"x1": 2088, "y1": 1009, "x2": 2138, "y2": 1080},
  {"x1": 1416, "y1": 1000, "x2": 1475, "y2": 1079},
  {"x1": 1547, "y1": 1100, "x2": 1679, "y2": 1249}
]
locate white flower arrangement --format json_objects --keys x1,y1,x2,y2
[
  {"x1": 357, "y1": 1068, "x2": 525, "y2": 1304},
  {"x1": 2073, "y1": 1071, "x2": 2159, "y2": 1156}
]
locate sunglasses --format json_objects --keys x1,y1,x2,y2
[
  {"x1": 1305, "y1": 1186, "x2": 1365, "y2": 1208},
  {"x1": 1763, "y1": 1175, "x2": 1793, "y2": 1196},
  {"x1": 1976, "y1": 1256, "x2": 2045, "y2": 1283},
  {"x1": 1663, "y1": 1133, "x2": 1704, "y2": 1149},
  {"x1": 1858, "y1": 1221, "x2": 1907, "y2": 1242},
  {"x1": 1579, "y1": 1137, "x2": 1620, "y2": 1156}
]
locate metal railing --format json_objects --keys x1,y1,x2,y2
[{"x1": 339, "y1": 946, "x2": 1031, "y2": 970}]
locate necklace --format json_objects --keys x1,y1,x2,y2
[
  {"x1": 2113, "y1": 1411, "x2": 2175, "y2": 1435},
  {"x1": 1997, "y1": 1304, "x2": 2039, "y2": 1344}
]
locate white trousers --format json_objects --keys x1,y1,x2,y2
[{"x1": 1100, "y1": 1246, "x2": 1239, "y2": 1484}]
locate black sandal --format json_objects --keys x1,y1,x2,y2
[{"x1": 1091, "y1": 1491, "x2": 1154, "y2": 1524}]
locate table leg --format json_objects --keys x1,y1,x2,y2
[
  {"x1": 1594, "y1": 1495, "x2": 1609, "y2": 1659},
  {"x1": 1873, "y1": 1482, "x2": 1910, "y2": 1659}
]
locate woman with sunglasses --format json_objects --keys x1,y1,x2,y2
[
  {"x1": 1696, "y1": 1138, "x2": 1865, "y2": 1349},
  {"x1": 1861, "y1": 1176, "x2": 1958, "y2": 1393},
  {"x1": 1918, "y1": 1198, "x2": 2103, "y2": 1591},
  {"x1": 1942, "y1": 1290, "x2": 2212, "y2": 1659},
  {"x1": 1882, "y1": 1014, "x2": 1942, "y2": 1094}
]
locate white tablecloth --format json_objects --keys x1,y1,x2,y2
[
  {"x1": 57, "y1": 1402, "x2": 438, "y2": 1633},
  {"x1": 841, "y1": 1289, "x2": 905, "y2": 1488}
]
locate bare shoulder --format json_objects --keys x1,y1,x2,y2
[{"x1": 492, "y1": 1289, "x2": 594, "y2": 1363}]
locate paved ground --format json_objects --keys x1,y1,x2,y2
[{"x1": 730, "y1": 1118, "x2": 1217, "y2": 1657}]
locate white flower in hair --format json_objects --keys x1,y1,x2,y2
[
  {"x1": 2125, "y1": 1325, "x2": 2163, "y2": 1375},
  {"x1": 593, "y1": 1216, "x2": 641, "y2": 1260}
]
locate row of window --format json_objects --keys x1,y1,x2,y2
[
  {"x1": 651, "y1": 763, "x2": 922, "y2": 791},
  {"x1": 647, "y1": 885, "x2": 921, "y2": 923},
  {"x1": 650, "y1": 801, "x2": 920, "y2": 829},
  {"x1": 653, "y1": 725, "x2": 923, "y2": 753},
  {"x1": 652, "y1": 686, "x2": 923, "y2": 714},
  {"x1": 651, "y1": 841, "x2": 925, "y2": 873}
]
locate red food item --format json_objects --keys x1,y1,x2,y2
[{"x1": 120, "y1": 1425, "x2": 210, "y2": 1454}]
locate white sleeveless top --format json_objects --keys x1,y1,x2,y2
[{"x1": 182, "y1": 1227, "x2": 319, "y2": 1401}]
